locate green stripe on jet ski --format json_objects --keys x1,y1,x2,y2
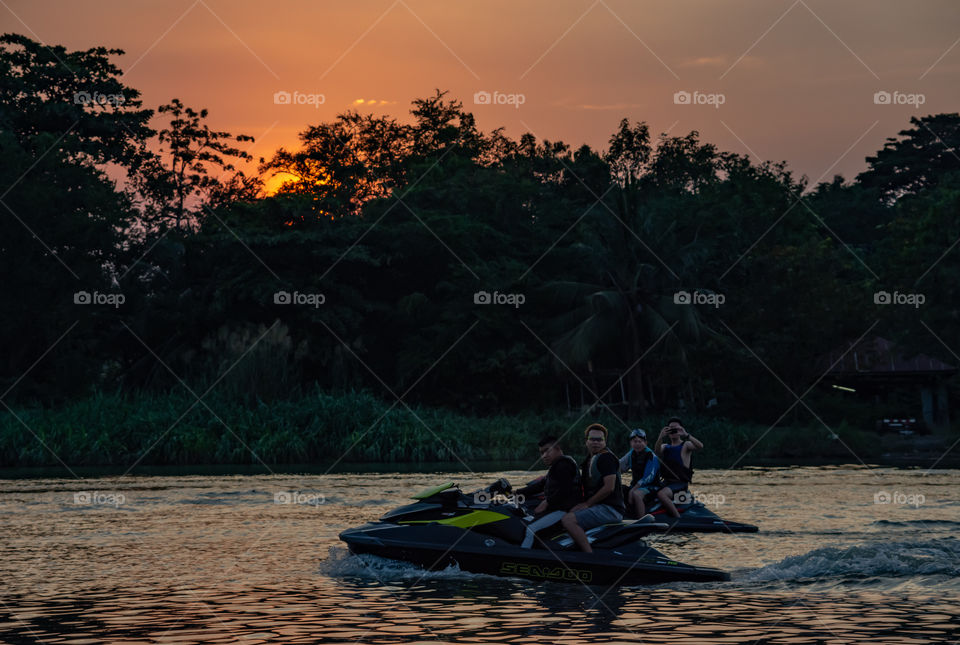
[
  {"x1": 399, "y1": 509, "x2": 509, "y2": 528},
  {"x1": 411, "y1": 482, "x2": 456, "y2": 499}
]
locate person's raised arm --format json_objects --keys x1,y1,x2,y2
[
  {"x1": 681, "y1": 428, "x2": 703, "y2": 452},
  {"x1": 654, "y1": 427, "x2": 669, "y2": 457}
]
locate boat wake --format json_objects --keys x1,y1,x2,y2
[
  {"x1": 738, "y1": 538, "x2": 960, "y2": 591},
  {"x1": 321, "y1": 546, "x2": 487, "y2": 583},
  {"x1": 324, "y1": 538, "x2": 960, "y2": 592},
  {"x1": 870, "y1": 519, "x2": 960, "y2": 528}
]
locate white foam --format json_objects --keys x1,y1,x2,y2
[
  {"x1": 741, "y1": 538, "x2": 960, "y2": 586},
  {"x1": 321, "y1": 546, "x2": 491, "y2": 583}
]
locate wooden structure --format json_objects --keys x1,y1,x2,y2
[{"x1": 821, "y1": 336, "x2": 956, "y2": 428}]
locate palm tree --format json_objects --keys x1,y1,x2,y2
[{"x1": 545, "y1": 122, "x2": 721, "y2": 419}]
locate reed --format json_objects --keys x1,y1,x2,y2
[{"x1": 0, "y1": 389, "x2": 942, "y2": 467}]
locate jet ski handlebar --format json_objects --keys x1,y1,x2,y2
[
  {"x1": 464, "y1": 478, "x2": 528, "y2": 514},
  {"x1": 466, "y1": 477, "x2": 512, "y2": 497},
  {"x1": 487, "y1": 477, "x2": 512, "y2": 495}
]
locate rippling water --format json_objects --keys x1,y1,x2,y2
[{"x1": 1, "y1": 466, "x2": 958, "y2": 643}]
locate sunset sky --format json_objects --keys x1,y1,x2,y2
[{"x1": 4, "y1": 0, "x2": 958, "y2": 187}]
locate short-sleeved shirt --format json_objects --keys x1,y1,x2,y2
[{"x1": 544, "y1": 456, "x2": 581, "y2": 512}]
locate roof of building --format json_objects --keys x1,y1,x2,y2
[{"x1": 823, "y1": 336, "x2": 957, "y2": 376}]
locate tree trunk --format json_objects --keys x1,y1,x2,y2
[{"x1": 627, "y1": 316, "x2": 646, "y2": 420}]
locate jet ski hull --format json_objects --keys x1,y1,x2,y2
[
  {"x1": 659, "y1": 517, "x2": 759, "y2": 533},
  {"x1": 339, "y1": 523, "x2": 729, "y2": 585},
  {"x1": 649, "y1": 503, "x2": 758, "y2": 533}
]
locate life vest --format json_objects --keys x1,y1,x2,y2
[
  {"x1": 543, "y1": 455, "x2": 581, "y2": 511},
  {"x1": 582, "y1": 449, "x2": 624, "y2": 511},
  {"x1": 630, "y1": 449, "x2": 653, "y2": 487},
  {"x1": 660, "y1": 443, "x2": 694, "y2": 484}
]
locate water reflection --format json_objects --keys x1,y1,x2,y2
[
  {"x1": 0, "y1": 468, "x2": 958, "y2": 643},
  {"x1": 4, "y1": 581, "x2": 957, "y2": 644}
]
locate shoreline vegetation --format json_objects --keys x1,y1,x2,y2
[
  {"x1": 2, "y1": 390, "x2": 957, "y2": 470},
  {"x1": 3, "y1": 35, "x2": 959, "y2": 474}
]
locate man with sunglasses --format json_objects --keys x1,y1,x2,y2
[
  {"x1": 619, "y1": 428, "x2": 659, "y2": 520},
  {"x1": 560, "y1": 423, "x2": 624, "y2": 553}
]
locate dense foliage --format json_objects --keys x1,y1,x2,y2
[{"x1": 1, "y1": 34, "x2": 958, "y2": 465}]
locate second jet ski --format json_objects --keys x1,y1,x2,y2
[{"x1": 643, "y1": 497, "x2": 759, "y2": 533}]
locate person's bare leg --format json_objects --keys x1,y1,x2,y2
[
  {"x1": 561, "y1": 512, "x2": 593, "y2": 553},
  {"x1": 658, "y1": 487, "x2": 680, "y2": 518},
  {"x1": 630, "y1": 490, "x2": 645, "y2": 517}
]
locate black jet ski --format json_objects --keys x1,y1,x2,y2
[
  {"x1": 645, "y1": 497, "x2": 758, "y2": 533},
  {"x1": 339, "y1": 479, "x2": 729, "y2": 585}
]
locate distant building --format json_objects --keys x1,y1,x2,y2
[{"x1": 821, "y1": 336, "x2": 956, "y2": 429}]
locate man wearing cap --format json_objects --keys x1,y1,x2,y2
[
  {"x1": 560, "y1": 422, "x2": 624, "y2": 553},
  {"x1": 619, "y1": 428, "x2": 659, "y2": 520}
]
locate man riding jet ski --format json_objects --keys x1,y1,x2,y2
[
  {"x1": 647, "y1": 418, "x2": 756, "y2": 532},
  {"x1": 338, "y1": 477, "x2": 730, "y2": 585},
  {"x1": 513, "y1": 435, "x2": 581, "y2": 548},
  {"x1": 654, "y1": 418, "x2": 699, "y2": 518}
]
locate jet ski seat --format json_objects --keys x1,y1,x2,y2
[{"x1": 545, "y1": 518, "x2": 667, "y2": 550}]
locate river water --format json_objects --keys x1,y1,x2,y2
[{"x1": 1, "y1": 466, "x2": 958, "y2": 644}]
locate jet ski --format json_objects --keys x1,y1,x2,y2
[
  {"x1": 339, "y1": 479, "x2": 730, "y2": 585},
  {"x1": 644, "y1": 496, "x2": 759, "y2": 533}
]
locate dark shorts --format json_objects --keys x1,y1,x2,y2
[{"x1": 628, "y1": 486, "x2": 655, "y2": 502}]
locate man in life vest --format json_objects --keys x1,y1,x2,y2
[
  {"x1": 619, "y1": 428, "x2": 659, "y2": 519},
  {"x1": 518, "y1": 435, "x2": 582, "y2": 548},
  {"x1": 654, "y1": 417, "x2": 702, "y2": 518},
  {"x1": 561, "y1": 423, "x2": 624, "y2": 553}
]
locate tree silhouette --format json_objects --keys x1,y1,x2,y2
[
  {"x1": 134, "y1": 98, "x2": 255, "y2": 231},
  {"x1": 0, "y1": 33, "x2": 152, "y2": 398},
  {"x1": 858, "y1": 113, "x2": 960, "y2": 203}
]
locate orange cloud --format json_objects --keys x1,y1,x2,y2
[{"x1": 353, "y1": 98, "x2": 398, "y2": 107}]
